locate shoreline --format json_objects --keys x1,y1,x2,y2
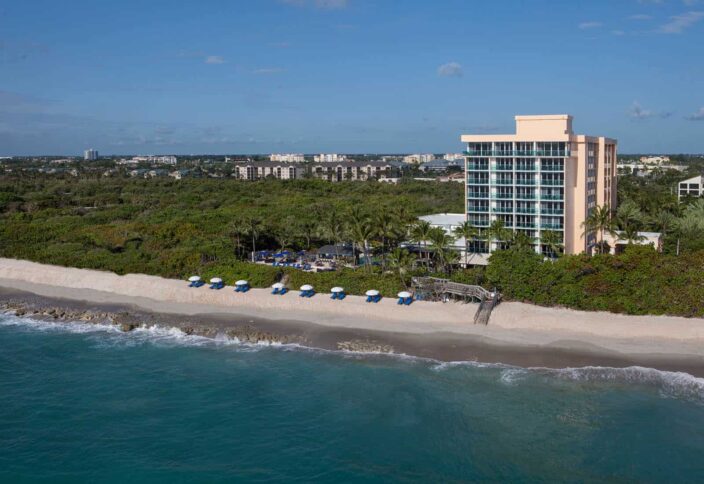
[{"x1": 1, "y1": 258, "x2": 704, "y2": 375}]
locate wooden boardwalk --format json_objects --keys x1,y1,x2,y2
[{"x1": 411, "y1": 277, "x2": 500, "y2": 325}]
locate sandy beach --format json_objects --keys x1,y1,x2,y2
[{"x1": 1, "y1": 257, "x2": 704, "y2": 373}]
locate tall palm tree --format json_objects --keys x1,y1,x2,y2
[
  {"x1": 427, "y1": 227, "x2": 456, "y2": 273},
  {"x1": 453, "y1": 221, "x2": 478, "y2": 266},
  {"x1": 245, "y1": 217, "x2": 262, "y2": 262},
  {"x1": 320, "y1": 210, "x2": 345, "y2": 261},
  {"x1": 617, "y1": 224, "x2": 646, "y2": 246},
  {"x1": 228, "y1": 216, "x2": 248, "y2": 259},
  {"x1": 349, "y1": 218, "x2": 375, "y2": 271},
  {"x1": 296, "y1": 219, "x2": 318, "y2": 250},
  {"x1": 540, "y1": 230, "x2": 563, "y2": 260},
  {"x1": 410, "y1": 220, "x2": 433, "y2": 267},
  {"x1": 388, "y1": 248, "x2": 417, "y2": 289},
  {"x1": 510, "y1": 232, "x2": 534, "y2": 252},
  {"x1": 581, "y1": 204, "x2": 612, "y2": 254},
  {"x1": 486, "y1": 219, "x2": 510, "y2": 251},
  {"x1": 374, "y1": 211, "x2": 398, "y2": 270}
]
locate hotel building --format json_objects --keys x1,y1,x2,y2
[{"x1": 461, "y1": 115, "x2": 617, "y2": 259}]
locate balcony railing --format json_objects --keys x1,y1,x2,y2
[
  {"x1": 467, "y1": 206, "x2": 489, "y2": 213},
  {"x1": 541, "y1": 194, "x2": 564, "y2": 201},
  {"x1": 468, "y1": 220, "x2": 490, "y2": 227},
  {"x1": 491, "y1": 164, "x2": 514, "y2": 171},
  {"x1": 494, "y1": 179, "x2": 513, "y2": 185},
  {"x1": 515, "y1": 223, "x2": 537, "y2": 229},
  {"x1": 493, "y1": 207, "x2": 514, "y2": 214},
  {"x1": 467, "y1": 164, "x2": 489, "y2": 170},
  {"x1": 540, "y1": 224, "x2": 564, "y2": 230},
  {"x1": 541, "y1": 179, "x2": 564, "y2": 186},
  {"x1": 540, "y1": 209, "x2": 564, "y2": 215},
  {"x1": 467, "y1": 192, "x2": 489, "y2": 198},
  {"x1": 465, "y1": 150, "x2": 571, "y2": 157},
  {"x1": 515, "y1": 180, "x2": 536, "y2": 186},
  {"x1": 541, "y1": 166, "x2": 564, "y2": 172},
  {"x1": 494, "y1": 193, "x2": 514, "y2": 199},
  {"x1": 515, "y1": 193, "x2": 537, "y2": 200},
  {"x1": 515, "y1": 208, "x2": 536, "y2": 214}
]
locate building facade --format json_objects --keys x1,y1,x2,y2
[
  {"x1": 462, "y1": 115, "x2": 617, "y2": 257},
  {"x1": 313, "y1": 153, "x2": 347, "y2": 163},
  {"x1": 309, "y1": 161, "x2": 392, "y2": 182},
  {"x1": 233, "y1": 162, "x2": 306, "y2": 180},
  {"x1": 677, "y1": 175, "x2": 703, "y2": 201},
  {"x1": 269, "y1": 153, "x2": 305, "y2": 163},
  {"x1": 84, "y1": 149, "x2": 98, "y2": 161}
]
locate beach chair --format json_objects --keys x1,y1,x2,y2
[
  {"x1": 365, "y1": 290, "x2": 380, "y2": 303},
  {"x1": 209, "y1": 278, "x2": 224, "y2": 290}
]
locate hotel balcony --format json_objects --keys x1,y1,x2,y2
[
  {"x1": 467, "y1": 177, "x2": 490, "y2": 185},
  {"x1": 467, "y1": 192, "x2": 489, "y2": 199},
  {"x1": 540, "y1": 223, "x2": 564, "y2": 230},
  {"x1": 464, "y1": 150, "x2": 571, "y2": 157},
  {"x1": 540, "y1": 208, "x2": 564, "y2": 215},
  {"x1": 541, "y1": 194, "x2": 564, "y2": 201},
  {"x1": 540, "y1": 179, "x2": 564, "y2": 186},
  {"x1": 515, "y1": 207, "x2": 536, "y2": 214},
  {"x1": 467, "y1": 163, "x2": 489, "y2": 170}
]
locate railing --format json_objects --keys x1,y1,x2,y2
[
  {"x1": 540, "y1": 209, "x2": 564, "y2": 215},
  {"x1": 467, "y1": 206, "x2": 489, "y2": 213},
  {"x1": 515, "y1": 208, "x2": 536, "y2": 214},
  {"x1": 465, "y1": 150, "x2": 570, "y2": 157},
  {"x1": 467, "y1": 192, "x2": 489, "y2": 198},
  {"x1": 540, "y1": 179, "x2": 564, "y2": 186},
  {"x1": 515, "y1": 180, "x2": 536, "y2": 186},
  {"x1": 541, "y1": 166, "x2": 564, "y2": 172},
  {"x1": 491, "y1": 165, "x2": 514, "y2": 171},
  {"x1": 495, "y1": 193, "x2": 513, "y2": 199},
  {"x1": 515, "y1": 165, "x2": 536, "y2": 171},
  {"x1": 468, "y1": 220, "x2": 490, "y2": 227},
  {"x1": 540, "y1": 224, "x2": 564, "y2": 230},
  {"x1": 515, "y1": 194, "x2": 537, "y2": 200},
  {"x1": 467, "y1": 164, "x2": 489, "y2": 170},
  {"x1": 516, "y1": 223, "x2": 536, "y2": 229},
  {"x1": 541, "y1": 194, "x2": 564, "y2": 200},
  {"x1": 492, "y1": 207, "x2": 514, "y2": 214},
  {"x1": 467, "y1": 178, "x2": 489, "y2": 185},
  {"x1": 494, "y1": 179, "x2": 513, "y2": 185}
]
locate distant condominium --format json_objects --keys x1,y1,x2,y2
[
  {"x1": 233, "y1": 160, "x2": 392, "y2": 182},
  {"x1": 313, "y1": 153, "x2": 347, "y2": 163},
  {"x1": 84, "y1": 149, "x2": 98, "y2": 161},
  {"x1": 462, "y1": 115, "x2": 617, "y2": 258},
  {"x1": 269, "y1": 153, "x2": 305, "y2": 163},
  {"x1": 403, "y1": 153, "x2": 435, "y2": 165}
]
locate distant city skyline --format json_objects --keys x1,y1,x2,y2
[{"x1": 1, "y1": 0, "x2": 703, "y2": 155}]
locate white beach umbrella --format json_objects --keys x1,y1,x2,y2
[
  {"x1": 300, "y1": 284, "x2": 313, "y2": 291},
  {"x1": 188, "y1": 276, "x2": 201, "y2": 282},
  {"x1": 331, "y1": 287, "x2": 344, "y2": 293},
  {"x1": 210, "y1": 277, "x2": 223, "y2": 284},
  {"x1": 235, "y1": 280, "x2": 248, "y2": 286},
  {"x1": 272, "y1": 282, "x2": 284, "y2": 290},
  {"x1": 397, "y1": 291, "x2": 412, "y2": 299},
  {"x1": 365, "y1": 289, "x2": 380, "y2": 297}
]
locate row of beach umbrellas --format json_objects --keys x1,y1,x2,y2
[{"x1": 187, "y1": 276, "x2": 413, "y2": 304}]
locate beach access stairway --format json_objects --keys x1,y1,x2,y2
[{"x1": 411, "y1": 277, "x2": 500, "y2": 325}]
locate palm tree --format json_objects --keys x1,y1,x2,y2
[
  {"x1": 486, "y1": 219, "x2": 510, "y2": 251},
  {"x1": 453, "y1": 221, "x2": 478, "y2": 266},
  {"x1": 540, "y1": 230, "x2": 563, "y2": 260},
  {"x1": 617, "y1": 224, "x2": 646, "y2": 246},
  {"x1": 427, "y1": 227, "x2": 456, "y2": 273},
  {"x1": 581, "y1": 204, "x2": 612, "y2": 254},
  {"x1": 228, "y1": 216, "x2": 248, "y2": 259},
  {"x1": 296, "y1": 219, "x2": 318, "y2": 250},
  {"x1": 410, "y1": 220, "x2": 433, "y2": 267},
  {"x1": 388, "y1": 248, "x2": 417, "y2": 289},
  {"x1": 320, "y1": 210, "x2": 345, "y2": 261},
  {"x1": 510, "y1": 232, "x2": 534, "y2": 252},
  {"x1": 245, "y1": 217, "x2": 263, "y2": 262},
  {"x1": 348, "y1": 213, "x2": 374, "y2": 271},
  {"x1": 374, "y1": 210, "x2": 398, "y2": 270}
]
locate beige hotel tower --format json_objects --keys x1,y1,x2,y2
[{"x1": 461, "y1": 115, "x2": 617, "y2": 257}]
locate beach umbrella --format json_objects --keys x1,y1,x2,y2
[
  {"x1": 210, "y1": 277, "x2": 223, "y2": 284},
  {"x1": 188, "y1": 276, "x2": 201, "y2": 282},
  {"x1": 300, "y1": 284, "x2": 313, "y2": 292},
  {"x1": 331, "y1": 287, "x2": 344, "y2": 293},
  {"x1": 235, "y1": 280, "x2": 248, "y2": 286},
  {"x1": 397, "y1": 291, "x2": 412, "y2": 299},
  {"x1": 272, "y1": 282, "x2": 284, "y2": 290},
  {"x1": 365, "y1": 289, "x2": 380, "y2": 297}
]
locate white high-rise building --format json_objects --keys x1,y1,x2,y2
[
  {"x1": 402, "y1": 153, "x2": 434, "y2": 165},
  {"x1": 84, "y1": 149, "x2": 98, "y2": 161}
]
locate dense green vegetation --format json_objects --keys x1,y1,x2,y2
[{"x1": 3, "y1": 171, "x2": 704, "y2": 317}]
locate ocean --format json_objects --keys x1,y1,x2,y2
[{"x1": 1, "y1": 312, "x2": 703, "y2": 483}]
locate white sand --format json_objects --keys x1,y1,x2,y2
[{"x1": 1, "y1": 258, "x2": 703, "y2": 357}]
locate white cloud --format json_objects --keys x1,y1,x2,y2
[
  {"x1": 204, "y1": 55, "x2": 225, "y2": 64},
  {"x1": 252, "y1": 68, "x2": 285, "y2": 75},
  {"x1": 685, "y1": 107, "x2": 704, "y2": 120},
  {"x1": 658, "y1": 11, "x2": 704, "y2": 33},
  {"x1": 579, "y1": 21, "x2": 603, "y2": 29},
  {"x1": 437, "y1": 62, "x2": 463, "y2": 78},
  {"x1": 280, "y1": 0, "x2": 348, "y2": 9},
  {"x1": 629, "y1": 101, "x2": 654, "y2": 119}
]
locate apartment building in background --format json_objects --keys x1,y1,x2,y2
[
  {"x1": 677, "y1": 175, "x2": 704, "y2": 201},
  {"x1": 84, "y1": 149, "x2": 98, "y2": 161},
  {"x1": 314, "y1": 153, "x2": 347, "y2": 163},
  {"x1": 462, "y1": 115, "x2": 617, "y2": 260},
  {"x1": 269, "y1": 153, "x2": 305, "y2": 163}
]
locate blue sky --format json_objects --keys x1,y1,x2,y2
[{"x1": 1, "y1": 0, "x2": 703, "y2": 155}]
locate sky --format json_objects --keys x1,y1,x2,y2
[{"x1": 1, "y1": 0, "x2": 703, "y2": 155}]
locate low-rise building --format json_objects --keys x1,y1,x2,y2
[
  {"x1": 403, "y1": 153, "x2": 435, "y2": 165},
  {"x1": 603, "y1": 231, "x2": 662, "y2": 254},
  {"x1": 313, "y1": 153, "x2": 347, "y2": 163},
  {"x1": 309, "y1": 160, "x2": 392, "y2": 181},
  {"x1": 233, "y1": 162, "x2": 306, "y2": 180},
  {"x1": 678, "y1": 175, "x2": 704, "y2": 200}
]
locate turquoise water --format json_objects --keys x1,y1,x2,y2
[{"x1": 1, "y1": 314, "x2": 704, "y2": 483}]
